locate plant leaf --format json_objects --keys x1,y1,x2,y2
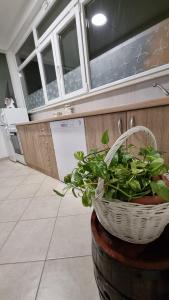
[
  {"x1": 101, "y1": 130, "x2": 109, "y2": 145},
  {"x1": 149, "y1": 157, "x2": 166, "y2": 175},
  {"x1": 53, "y1": 189, "x2": 65, "y2": 197},
  {"x1": 150, "y1": 180, "x2": 169, "y2": 201},
  {"x1": 82, "y1": 192, "x2": 90, "y2": 207},
  {"x1": 74, "y1": 151, "x2": 84, "y2": 161},
  {"x1": 64, "y1": 174, "x2": 72, "y2": 184},
  {"x1": 82, "y1": 188, "x2": 94, "y2": 207},
  {"x1": 127, "y1": 144, "x2": 135, "y2": 149},
  {"x1": 128, "y1": 179, "x2": 141, "y2": 192},
  {"x1": 72, "y1": 188, "x2": 78, "y2": 198}
]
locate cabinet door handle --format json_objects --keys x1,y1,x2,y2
[
  {"x1": 118, "y1": 119, "x2": 122, "y2": 135},
  {"x1": 130, "y1": 116, "x2": 135, "y2": 128}
]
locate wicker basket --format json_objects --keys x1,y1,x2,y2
[{"x1": 93, "y1": 126, "x2": 169, "y2": 244}]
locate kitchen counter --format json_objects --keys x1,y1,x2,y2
[{"x1": 17, "y1": 96, "x2": 169, "y2": 126}]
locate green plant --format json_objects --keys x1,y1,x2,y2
[{"x1": 54, "y1": 130, "x2": 169, "y2": 207}]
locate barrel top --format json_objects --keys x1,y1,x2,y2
[{"x1": 91, "y1": 210, "x2": 169, "y2": 270}]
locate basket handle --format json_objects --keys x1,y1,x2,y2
[{"x1": 95, "y1": 126, "x2": 157, "y2": 198}]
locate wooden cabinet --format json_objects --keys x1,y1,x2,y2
[
  {"x1": 127, "y1": 106, "x2": 169, "y2": 163},
  {"x1": 84, "y1": 112, "x2": 126, "y2": 152},
  {"x1": 84, "y1": 106, "x2": 169, "y2": 164},
  {"x1": 17, "y1": 122, "x2": 58, "y2": 178},
  {"x1": 17, "y1": 104, "x2": 169, "y2": 179}
]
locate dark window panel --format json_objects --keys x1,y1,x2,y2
[
  {"x1": 16, "y1": 33, "x2": 35, "y2": 65},
  {"x1": 59, "y1": 20, "x2": 80, "y2": 75},
  {"x1": 21, "y1": 56, "x2": 42, "y2": 95},
  {"x1": 59, "y1": 19, "x2": 82, "y2": 94},
  {"x1": 37, "y1": 0, "x2": 71, "y2": 38},
  {"x1": 41, "y1": 43, "x2": 59, "y2": 100},
  {"x1": 85, "y1": 0, "x2": 169, "y2": 60},
  {"x1": 41, "y1": 44, "x2": 56, "y2": 83},
  {"x1": 21, "y1": 56, "x2": 45, "y2": 110}
]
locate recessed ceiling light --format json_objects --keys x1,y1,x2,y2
[{"x1": 91, "y1": 13, "x2": 107, "y2": 26}]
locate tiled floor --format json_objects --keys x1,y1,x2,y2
[{"x1": 0, "y1": 159, "x2": 99, "y2": 300}]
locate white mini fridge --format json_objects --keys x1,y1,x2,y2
[{"x1": 50, "y1": 118, "x2": 87, "y2": 181}]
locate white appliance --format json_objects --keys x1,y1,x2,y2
[
  {"x1": 50, "y1": 118, "x2": 87, "y2": 181},
  {"x1": 0, "y1": 126, "x2": 9, "y2": 159},
  {"x1": 0, "y1": 108, "x2": 28, "y2": 126},
  {"x1": 0, "y1": 125, "x2": 16, "y2": 161},
  {"x1": 0, "y1": 108, "x2": 29, "y2": 163}
]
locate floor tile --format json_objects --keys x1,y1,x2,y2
[
  {"x1": 0, "y1": 198, "x2": 31, "y2": 222},
  {"x1": 0, "y1": 159, "x2": 12, "y2": 168},
  {"x1": 0, "y1": 160, "x2": 98, "y2": 299},
  {"x1": 0, "y1": 169, "x2": 18, "y2": 178},
  {"x1": 22, "y1": 195, "x2": 60, "y2": 220},
  {"x1": 0, "y1": 162, "x2": 30, "y2": 177},
  {"x1": 0, "y1": 176, "x2": 26, "y2": 187},
  {"x1": 37, "y1": 257, "x2": 99, "y2": 300},
  {"x1": 14, "y1": 167, "x2": 35, "y2": 176},
  {"x1": 22, "y1": 173, "x2": 46, "y2": 185},
  {"x1": 0, "y1": 186, "x2": 16, "y2": 201},
  {"x1": 59, "y1": 193, "x2": 92, "y2": 217},
  {"x1": 0, "y1": 261, "x2": 43, "y2": 300},
  {"x1": 35, "y1": 177, "x2": 61, "y2": 197},
  {"x1": 48, "y1": 214, "x2": 91, "y2": 259},
  {"x1": 0, "y1": 222, "x2": 16, "y2": 248},
  {"x1": 8, "y1": 184, "x2": 41, "y2": 200},
  {"x1": 0, "y1": 218, "x2": 55, "y2": 263}
]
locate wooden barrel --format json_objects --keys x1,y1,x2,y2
[{"x1": 91, "y1": 210, "x2": 169, "y2": 300}]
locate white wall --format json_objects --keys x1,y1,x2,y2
[{"x1": 0, "y1": 128, "x2": 8, "y2": 159}]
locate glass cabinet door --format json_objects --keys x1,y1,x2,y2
[
  {"x1": 20, "y1": 55, "x2": 45, "y2": 110},
  {"x1": 16, "y1": 33, "x2": 35, "y2": 66},
  {"x1": 41, "y1": 42, "x2": 60, "y2": 101},
  {"x1": 83, "y1": 0, "x2": 169, "y2": 90},
  {"x1": 59, "y1": 19, "x2": 82, "y2": 94},
  {"x1": 37, "y1": 0, "x2": 71, "y2": 39},
  {"x1": 55, "y1": 6, "x2": 87, "y2": 97}
]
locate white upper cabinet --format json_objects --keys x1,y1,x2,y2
[{"x1": 14, "y1": 0, "x2": 169, "y2": 111}]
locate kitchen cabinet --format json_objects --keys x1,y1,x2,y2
[
  {"x1": 17, "y1": 104, "x2": 169, "y2": 179},
  {"x1": 17, "y1": 122, "x2": 58, "y2": 178},
  {"x1": 127, "y1": 106, "x2": 169, "y2": 163},
  {"x1": 84, "y1": 112, "x2": 126, "y2": 152},
  {"x1": 85, "y1": 106, "x2": 169, "y2": 163}
]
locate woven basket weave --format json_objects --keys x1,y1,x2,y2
[{"x1": 93, "y1": 126, "x2": 169, "y2": 244}]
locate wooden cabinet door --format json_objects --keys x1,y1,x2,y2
[
  {"x1": 84, "y1": 112, "x2": 126, "y2": 152},
  {"x1": 18, "y1": 124, "x2": 43, "y2": 169},
  {"x1": 17, "y1": 125, "x2": 32, "y2": 164},
  {"x1": 26, "y1": 124, "x2": 41, "y2": 168},
  {"x1": 18, "y1": 123, "x2": 58, "y2": 178},
  {"x1": 127, "y1": 106, "x2": 169, "y2": 163},
  {"x1": 17, "y1": 125, "x2": 36, "y2": 166},
  {"x1": 37, "y1": 123, "x2": 58, "y2": 178}
]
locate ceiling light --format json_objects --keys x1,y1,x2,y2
[{"x1": 91, "y1": 13, "x2": 107, "y2": 26}]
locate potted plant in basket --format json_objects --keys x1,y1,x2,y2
[{"x1": 54, "y1": 126, "x2": 169, "y2": 244}]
